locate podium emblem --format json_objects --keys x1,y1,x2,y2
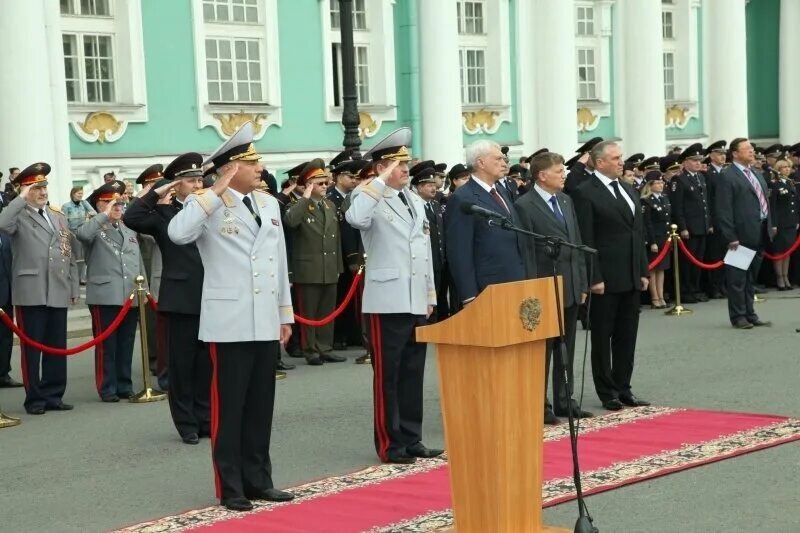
[{"x1": 519, "y1": 297, "x2": 542, "y2": 331}]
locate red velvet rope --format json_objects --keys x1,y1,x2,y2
[
  {"x1": 763, "y1": 234, "x2": 800, "y2": 261},
  {"x1": 648, "y1": 239, "x2": 672, "y2": 271},
  {"x1": 677, "y1": 238, "x2": 724, "y2": 270},
  {"x1": 294, "y1": 270, "x2": 364, "y2": 326},
  {"x1": 146, "y1": 293, "x2": 158, "y2": 312},
  {"x1": 0, "y1": 297, "x2": 135, "y2": 356}
]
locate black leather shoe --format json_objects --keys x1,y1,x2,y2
[
  {"x1": 221, "y1": 497, "x2": 253, "y2": 512},
  {"x1": 385, "y1": 453, "x2": 416, "y2": 464},
  {"x1": 695, "y1": 293, "x2": 709, "y2": 302},
  {"x1": 101, "y1": 396, "x2": 120, "y2": 403},
  {"x1": 247, "y1": 488, "x2": 295, "y2": 502},
  {"x1": 117, "y1": 391, "x2": 133, "y2": 399},
  {"x1": 750, "y1": 319, "x2": 772, "y2": 327},
  {"x1": 619, "y1": 394, "x2": 650, "y2": 407},
  {"x1": 306, "y1": 355, "x2": 324, "y2": 366},
  {"x1": 544, "y1": 407, "x2": 560, "y2": 425},
  {"x1": 709, "y1": 291, "x2": 724, "y2": 299},
  {"x1": 45, "y1": 402, "x2": 74, "y2": 411},
  {"x1": 276, "y1": 360, "x2": 295, "y2": 370},
  {"x1": 681, "y1": 294, "x2": 698, "y2": 303},
  {"x1": 407, "y1": 444, "x2": 444, "y2": 458},
  {"x1": 554, "y1": 406, "x2": 594, "y2": 419},
  {"x1": 602, "y1": 399, "x2": 624, "y2": 411},
  {"x1": 355, "y1": 354, "x2": 371, "y2": 364},
  {"x1": 0, "y1": 375, "x2": 23, "y2": 388},
  {"x1": 181, "y1": 433, "x2": 200, "y2": 445},
  {"x1": 732, "y1": 318, "x2": 754, "y2": 329},
  {"x1": 321, "y1": 352, "x2": 346, "y2": 363},
  {"x1": 26, "y1": 406, "x2": 46, "y2": 415},
  {"x1": 333, "y1": 341, "x2": 348, "y2": 351}
]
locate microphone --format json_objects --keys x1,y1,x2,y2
[{"x1": 459, "y1": 201, "x2": 509, "y2": 220}]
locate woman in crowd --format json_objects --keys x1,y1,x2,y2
[
  {"x1": 641, "y1": 171, "x2": 672, "y2": 308},
  {"x1": 768, "y1": 159, "x2": 799, "y2": 290}
]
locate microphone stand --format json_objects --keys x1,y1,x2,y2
[{"x1": 488, "y1": 216, "x2": 599, "y2": 533}]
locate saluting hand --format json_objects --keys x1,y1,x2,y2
[
  {"x1": 211, "y1": 162, "x2": 239, "y2": 196},
  {"x1": 302, "y1": 183, "x2": 314, "y2": 199},
  {"x1": 136, "y1": 183, "x2": 153, "y2": 198},
  {"x1": 376, "y1": 160, "x2": 399, "y2": 183},
  {"x1": 102, "y1": 197, "x2": 118, "y2": 215},
  {"x1": 18, "y1": 184, "x2": 32, "y2": 200},
  {"x1": 154, "y1": 180, "x2": 178, "y2": 198}
]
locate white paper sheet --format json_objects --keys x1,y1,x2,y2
[{"x1": 723, "y1": 245, "x2": 756, "y2": 271}]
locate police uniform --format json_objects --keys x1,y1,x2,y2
[
  {"x1": 276, "y1": 163, "x2": 305, "y2": 362},
  {"x1": 122, "y1": 154, "x2": 211, "y2": 443},
  {"x1": 565, "y1": 137, "x2": 603, "y2": 195},
  {"x1": 0, "y1": 163, "x2": 79, "y2": 414},
  {"x1": 284, "y1": 159, "x2": 344, "y2": 364},
  {"x1": 704, "y1": 140, "x2": 729, "y2": 298},
  {"x1": 77, "y1": 180, "x2": 142, "y2": 402},
  {"x1": 167, "y1": 122, "x2": 295, "y2": 510},
  {"x1": 345, "y1": 127, "x2": 442, "y2": 463},
  {"x1": 768, "y1": 174, "x2": 799, "y2": 260},
  {"x1": 641, "y1": 174, "x2": 672, "y2": 271}
]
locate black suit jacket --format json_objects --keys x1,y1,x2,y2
[
  {"x1": 716, "y1": 165, "x2": 771, "y2": 249},
  {"x1": 122, "y1": 191, "x2": 204, "y2": 315},
  {"x1": 445, "y1": 177, "x2": 528, "y2": 303},
  {"x1": 515, "y1": 188, "x2": 587, "y2": 308},
  {"x1": 571, "y1": 175, "x2": 649, "y2": 293},
  {"x1": 670, "y1": 171, "x2": 710, "y2": 235},
  {"x1": 424, "y1": 199, "x2": 446, "y2": 276},
  {"x1": 0, "y1": 230, "x2": 12, "y2": 307}
]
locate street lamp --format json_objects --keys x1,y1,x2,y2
[{"x1": 338, "y1": 0, "x2": 362, "y2": 157}]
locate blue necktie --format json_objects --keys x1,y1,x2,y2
[{"x1": 549, "y1": 196, "x2": 566, "y2": 226}]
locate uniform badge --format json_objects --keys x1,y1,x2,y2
[
  {"x1": 58, "y1": 229, "x2": 72, "y2": 257},
  {"x1": 220, "y1": 210, "x2": 240, "y2": 235},
  {"x1": 271, "y1": 218, "x2": 279, "y2": 226},
  {"x1": 423, "y1": 220, "x2": 431, "y2": 235},
  {"x1": 306, "y1": 217, "x2": 316, "y2": 224}
]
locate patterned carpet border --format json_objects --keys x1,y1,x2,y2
[{"x1": 373, "y1": 417, "x2": 800, "y2": 532}]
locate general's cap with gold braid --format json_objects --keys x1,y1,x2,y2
[
  {"x1": 135, "y1": 164, "x2": 164, "y2": 185},
  {"x1": 87, "y1": 180, "x2": 126, "y2": 210},
  {"x1": 14, "y1": 162, "x2": 51, "y2": 187},
  {"x1": 297, "y1": 158, "x2": 327, "y2": 186},
  {"x1": 203, "y1": 121, "x2": 261, "y2": 168},
  {"x1": 363, "y1": 127, "x2": 412, "y2": 162}
]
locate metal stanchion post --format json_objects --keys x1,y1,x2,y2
[
  {"x1": 666, "y1": 224, "x2": 693, "y2": 316},
  {"x1": 0, "y1": 402, "x2": 20, "y2": 429},
  {"x1": 130, "y1": 276, "x2": 167, "y2": 403}
]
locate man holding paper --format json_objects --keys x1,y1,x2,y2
[{"x1": 715, "y1": 138, "x2": 772, "y2": 329}]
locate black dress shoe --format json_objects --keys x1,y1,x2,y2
[
  {"x1": 732, "y1": 318, "x2": 754, "y2": 329},
  {"x1": 554, "y1": 406, "x2": 594, "y2": 419},
  {"x1": 332, "y1": 341, "x2": 348, "y2": 351},
  {"x1": 0, "y1": 376, "x2": 23, "y2": 388},
  {"x1": 602, "y1": 399, "x2": 624, "y2": 411},
  {"x1": 384, "y1": 452, "x2": 416, "y2": 464},
  {"x1": 543, "y1": 408, "x2": 560, "y2": 425},
  {"x1": 320, "y1": 352, "x2": 346, "y2": 363},
  {"x1": 778, "y1": 286, "x2": 788, "y2": 291},
  {"x1": 750, "y1": 319, "x2": 772, "y2": 327},
  {"x1": 117, "y1": 391, "x2": 133, "y2": 399},
  {"x1": 695, "y1": 293, "x2": 709, "y2": 302},
  {"x1": 26, "y1": 406, "x2": 46, "y2": 415},
  {"x1": 619, "y1": 394, "x2": 650, "y2": 407},
  {"x1": 407, "y1": 444, "x2": 444, "y2": 458},
  {"x1": 709, "y1": 291, "x2": 724, "y2": 299},
  {"x1": 276, "y1": 360, "x2": 295, "y2": 371},
  {"x1": 305, "y1": 355, "x2": 323, "y2": 366},
  {"x1": 247, "y1": 488, "x2": 295, "y2": 502},
  {"x1": 45, "y1": 402, "x2": 74, "y2": 411},
  {"x1": 681, "y1": 294, "x2": 698, "y2": 303},
  {"x1": 221, "y1": 497, "x2": 253, "y2": 512},
  {"x1": 101, "y1": 396, "x2": 120, "y2": 403},
  {"x1": 181, "y1": 433, "x2": 200, "y2": 445}
]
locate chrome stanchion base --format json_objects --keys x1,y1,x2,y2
[
  {"x1": 0, "y1": 412, "x2": 21, "y2": 428},
  {"x1": 666, "y1": 305, "x2": 693, "y2": 316},
  {"x1": 129, "y1": 388, "x2": 167, "y2": 403}
]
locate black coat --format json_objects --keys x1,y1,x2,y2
[
  {"x1": 122, "y1": 191, "x2": 204, "y2": 315},
  {"x1": 704, "y1": 165, "x2": 725, "y2": 226},
  {"x1": 564, "y1": 161, "x2": 594, "y2": 195},
  {"x1": 0, "y1": 230, "x2": 12, "y2": 307},
  {"x1": 642, "y1": 194, "x2": 672, "y2": 248},
  {"x1": 768, "y1": 177, "x2": 799, "y2": 229},
  {"x1": 571, "y1": 176, "x2": 649, "y2": 293},
  {"x1": 423, "y1": 199, "x2": 446, "y2": 276},
  {"x1": 715, "y1": 165, "x2": 771, "y2": 249},
  {"x1": 670, "y1": 171, "x2": 710, "y2": 235}
]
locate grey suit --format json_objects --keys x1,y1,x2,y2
[{"x1": 0, "y1": 196, "x2": 79, "y2": 411}]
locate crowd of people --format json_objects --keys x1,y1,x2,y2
[{"x1": 0, "y1": 124, "x2": 793, "y2": 511}]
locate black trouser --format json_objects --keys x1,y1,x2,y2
[
  {"x1": 161, "y1": 312, "x2": 210, "y2": 437},
  {"x1": 209, "y1": 341, "x2": 278, "y2": 500},
  {"x1": 145, "y1": 299, "x2": 159, "y2": 374},
  {"x1": 333, "y1": 269, "x2": 361, "y2": 346},
  {"x1": 680, "y1": 234, "x2": 706, "y2": 295},
  {"x1": 705, "y1": 231, "x2": 727, "y2": 295},
  {"x1": 0, "y1": 303, "x2": 13, "y2": 378},
  {"x1": 365, "y1": 313, "x2": 427, "y2": 461},
  {"x1": 430, "y1": 267, "x2": 450, "y2": 323},
  {"x1": 90, "y1": 305, "x2": 138, "y2": 400},
  {"x1": 589, "y1": 291, "x2": 640, "y2": 403},
  {"x1": 284, "y1": 286, "x2": 301, "y2": 357},
  {"x1": 545, "y1": 304, "x2": 579, "y2": 413},
  {"x1": 15, "y1": 306, "x2": 68, "y2": 410}
]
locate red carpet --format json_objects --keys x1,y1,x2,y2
[{"x1": 114, "y1": 407, "x2": 800, "y2": 532}]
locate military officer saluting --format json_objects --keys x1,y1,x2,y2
[
  {"x1": 168, "y1": 122, "x2": 294, "y2": 511},
  {"x1": 0, "y1": 163, "x2": 79, "y2": 414},
  {"x1": 346, "y1": 127, "x2": 442, "y2": 464},
  {"x1": 565, "y1": 137, "x2": 603, "y2": 195},
  {"x1": 76, "y1": 180, "x2": 142, "y2": 402}
]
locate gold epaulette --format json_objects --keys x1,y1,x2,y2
[
  {"x1": 195, "y1": 188, "x2": 210, "y2": 195},
  {"x1": 49, "y1": 205, "x2": 63, "y2": 214}
]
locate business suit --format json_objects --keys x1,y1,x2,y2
[
  {"x1": 327, "y1": 187, "x2": 361, "y2": 347},
  {"x1": 76, "y1": 214, "x2": 142, "y2": 400},
  {"x1": 0, "y1": 231, "x2": 13, "y2": 381},
  {"x1": 445, "y1": 177, "x2": 527, "y2": 304},
  {"x1": 0, "y1": 196, "x2": 79, "y2": 412},
  {"x1": 516, "y1": 187, "x2": 587, "y2": 414},
  {"x1": 123, "y1": 190, "x2": 210, "y2": 438},
  {"x1": 671, "y1": 171, "x2": 710, "y2": 299},
  {"x1": 572, "y1": 175, "x2": 648, "y2": 404},
  {"x1": 169, "y1": 186, "x2": 292, "y2": 501},
  {"x1": 716, "y1": 164, "x2": 771, "y2": 324},
  {"x1": 346, "y1": 177, "x2": 436, "y2": 462}
]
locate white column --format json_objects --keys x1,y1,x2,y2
[
  {"x1": 514, "y1": 0, "x2": 538, "y2": 155},
  {"x1": 0, "y1": 0, "x2": 71, "y2": 204},
  {"x1": 779, "y1": 0, "x2": 800, "y2": 142},
  {"x1": 617, "y1": 0, "x2": 666, "y2": 156},
  {"x1": 530, "y1": 0, "x2": 577, "y2": 156},
  {"x1": 418, "y1": 0, "x2": 464, "y2": 165},
  {"x1": 704, "y1": 0, "x2": 748, "y2": 141}
]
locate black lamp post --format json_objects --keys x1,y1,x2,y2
[{"x1": 338, "y1": 0, "x2": 362, "y2": 157}]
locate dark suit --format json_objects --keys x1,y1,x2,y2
[
  {"x1": 671, "y1": 171, "x2": 710, "y2": 297},
  {"x1": 122, "y1": 191, "x2": 210, "y2": 438},
  {"x1": 0, "y1": 231, "x2": 13, "y2": 379},
  {"x1": 445, "y1": 177, "x2": 527, "y2": 304},
  {"x1": 423, "y1": 198, "x2": 449, "y2": 321},
  {"x1": 516, "y1": 188, "x2": 587, "y2": 413},
  {"x1": 572, "y1": 175, "x2": 648, "y2": 403},
  {"x1": 715, "y1": 164, "x2": 771, "y2": 323}
]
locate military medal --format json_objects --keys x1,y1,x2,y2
[
  {"x1": 423, "y1": 220, "x2": 430, "y2": 235},
  {"x1": 59, "y1": 228, "x2": 72, "y2": 257},
  {"x1": 220, "y1": 209, "x2": 239, "y2": 235}
]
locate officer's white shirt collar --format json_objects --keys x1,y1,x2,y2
[
  {"x1": 594, "y1": 171, "x2": 635, "y2": 213},
  {"x1": 471, "y1": 175, "x2": 497, "y2": 194},
  {"x1": 27, "y1": 204, "x2": 55, "y2": 230},
  {"x1": 227, "y1": 188, "x2": 259, "y2": 214},
  {"x1": 334, "y1": 186, "x2": 347, "y2": 198},
  {"x1": 711, "y1": 164, "x2": 724, "y2": 173}
]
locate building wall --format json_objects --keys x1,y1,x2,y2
[{"x1": 746, "y1": 0, "x2": 780, "y2": 139}]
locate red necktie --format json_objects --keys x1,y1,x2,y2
[{"x1": 489, "y1": 188, "x2": 509, "y2": 213}]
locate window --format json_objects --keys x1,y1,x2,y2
[
  {"x1": 459, "y1": 48, "x2": 486, "y2": 104},
  {"x1": 206, "y1": 38, "x2": 263, "y2": 103},
  {"x1": 60, "y1": 0, "x2": 111, "y2": 16},
  {"x1": 576, "y1": 6, "x2": 594, "y2": 36},
  {"x1": 330, "y1": 0, "x2": 367, "y2": 30},
  {"x1": 663, "y1": 52, "x2": 675, "y2": 101},
  {"x1": 574, "y1": 0, "x2": 611, "y2": 117},
  {"x1": 203, "y1": 0, "x2": 259, "y2": 23},
  {"x1": 62, "y1": 34, "x2": 115, "y2": 103},
  {"x1": 457, "y1": 1, "x2": 485, "y2": 35},
  {"x1": 331, "y1": 43, "x2": 370, "y2": 106},
  {"x1": 577, "y1": 48, "x2": 597, "y2": 100},
  {"x1": 662, "y1": 11, "x2": 674, "y2": 39}
]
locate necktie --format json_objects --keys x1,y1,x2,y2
[
  {"x1": 549, "y1": 196, "x2": 566, "y2": 227},
  {"x1": 397, "y1": 191, "x2": 414, "y2": 219},
  {"x1": 37, "y1": 208, "x2": 45, "y2": 218},
  {"x1": 743, "y1": 168, "x2": 768, "y2": 218},
  {"x1": 609, "y1": 181, "x2": 633, "y2": 219},
  {"x1": 489, "y1": 188, "x2": 509, "y2": 214},
  {"x1": 241, "y1": 196, "x2": 262, "y2": 227}
]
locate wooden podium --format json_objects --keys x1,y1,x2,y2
[{"x1": 416, "y1": 278, "x2": 570, "y2": 533}]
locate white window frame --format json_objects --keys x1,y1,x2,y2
[
  {"x1": 458, "y1": 0, "x2": 512, "y2": 135},
  {"x1": 191, "y1": 0, "x2": 281, "y2": 140},
  {"x1": 61, "y1": 0, "x2": 148, "y2": 143},
  {"x1": 320, "y1": 0, "x2": 396, "y2": 137},
  {"x1": 663, "y1": 0, "x2": 700, "y2": 128},
  {"x1": 574, "y1": 0, "x2": 613, "y2": 128}
]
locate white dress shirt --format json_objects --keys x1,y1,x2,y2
[
  {"x1": 594, "y1": 172, "x2": 635, "y2": 214},
  {"x1": 471, "y1": 175, "x2": 509, "y2": 211}
]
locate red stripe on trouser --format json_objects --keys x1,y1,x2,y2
[
  {"x1": 16, "y1": 307, "x2": 29, "y2": 391},
  {"x1": 91, "y1": 306, "x2": 104, "y2": 395},
  {"x1": 209, "y1": 343, "x2": 222, "y2": 498},
  {"x1": 295, "y1": 286, "x2": 307, "y2": 349},
  {"x1": 371, "y1": 314, "x2": 390, "y2": 461}
]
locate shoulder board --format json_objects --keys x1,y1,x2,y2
[
  {"x1": 48, "y1": 205, "x2": 63, "y2": 214},
  {"x1": 195, "y1": 188, "x2": 210, "y2": 195}
]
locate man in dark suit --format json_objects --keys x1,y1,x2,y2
[
  {"x1": 715, "y1": 138, "x2": 772, "y2": 329},
  {"x1": 0, "y1": 229, "x2": 21, "y2": 388},
  {"x1": 704, "y1": 140, "x2": 728, "y2": 298},
  {"x1": 564, "y1": 137, "x2": 603, "y2": 195},
  {"x1": 571, "y1": 141, "x2": 650, "y2": 411},
  {"x1": 516, "y1": 152, "x2": 591, "y2": 424},
  {"x1": 445, "y1": 140, "x2": 528, "y2": 306}
]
